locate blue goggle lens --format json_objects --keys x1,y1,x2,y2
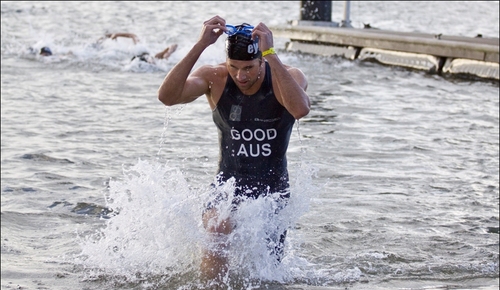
[{"x1": 225, "y1": 24, "x2": 254, "y2": 36}]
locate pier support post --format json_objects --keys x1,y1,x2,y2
[
  {"x1": 300, "y1": 1, "x2": 332, "y2": 22},
  {"x1": 340, "y1": 1, "x2": 353, "y2": 27}
]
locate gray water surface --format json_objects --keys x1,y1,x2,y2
[{"x1": 1, "y1": 1, "x2": 498, "y2": 289}]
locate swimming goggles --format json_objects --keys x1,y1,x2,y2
[{"x1": 225, "y1": 24, "x2": 254, "y2": 36}]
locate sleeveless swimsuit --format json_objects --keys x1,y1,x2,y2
[
  {"x1": 209, "y1": 61, "x2": 294, "y2": 261},
  {"x1": 212, "y1": 61, "x2": 296, "y2": 200}
]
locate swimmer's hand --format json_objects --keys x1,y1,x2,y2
[{"x1": 105, "y1": 32, "x2": 139, "y2": 44}]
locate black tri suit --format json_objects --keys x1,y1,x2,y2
[{"x1": 210, "y1": 61, "x2": 296, "y2": 262}]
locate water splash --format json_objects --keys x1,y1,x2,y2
[
  {"x1": 75, "y1": 156, "x2": 319, "y2": 289},
  {"x1": 76, "y1": 160, "x2": 203, "y2": 280}
]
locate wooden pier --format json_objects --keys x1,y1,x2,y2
[{"x1": 270, "y1": 21, "x2": 499, "y2": 80}]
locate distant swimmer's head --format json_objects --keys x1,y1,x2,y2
[
  {"x1": 40, "y1": 46, "x2": 52, "y2": 56},
  {"x1": 131, "y1": 52, "x2": 153, "y2": 64},
  {"x1": 225, "y1": 23, "x2": 261, "y2": 61}
]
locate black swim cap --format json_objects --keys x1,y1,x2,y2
[
  {"x1": 40, "y1": 46, "x2": 52, "y2": 56},
  {"x1": 226, "y1": 24, "x2": 261, "y2": 61},
  {"x1": 131, "y1": 52, "x2": 150, "y2": 62}
]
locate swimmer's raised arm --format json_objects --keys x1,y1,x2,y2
[
  {"x1": 157, "y1": 15, "x2": 227, "y2": 106},
  {"x1": 104, "y1": 32, "x2": 139, "y2": 44}
]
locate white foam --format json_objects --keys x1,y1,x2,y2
[{"x1": 76, "y1": 157, "x2": 321, "y2": 288}]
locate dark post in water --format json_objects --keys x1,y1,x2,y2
[{"x1": 300, "y1": 1, "x2": 332, "y2": 22}]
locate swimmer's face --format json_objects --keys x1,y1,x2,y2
[{"x1": 226, "y1": 58, "x2": 263, "y2": 91}]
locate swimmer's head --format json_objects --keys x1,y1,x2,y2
[
  {"x1": 225, "y1": 23, "x2": 261, "y2": 61},
  {"x1": 131, "y1": 52, "x2": 153, "y2": 63},
  {"x1": 40, "y1": 46, "x2": 52, "y2": 56}
]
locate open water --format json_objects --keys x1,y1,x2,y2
[{"x1": 1, "y1": 1, "x2": 499, "y2": 289}]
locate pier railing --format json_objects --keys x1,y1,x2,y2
[{"x1": 271, "y1": 1, "x2": 499, "y2": 80}]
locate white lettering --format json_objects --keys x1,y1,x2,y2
[
  {"x1": 236, "y1": 143, "x2": 273, "y2": 157},
  {"x1": 267, "y1": 129, "x2": 277, "y2": 140},
  {"x1": 249, "y1": 144, "x2": 260, "y2": 157},
  {"x1": 237, "y1": 144, "x2": 248, "y2": 157},
  {"x1": 254, "y1": 129, "x2": 265, "y2": 141},
  {"x1": 231, "y1": 129, "x2": 240, "y2": 140},
  {"x1": 247, "y1": 43, "x2": 258, "y2": 54},
  {"x1": 262, "y1": 143, "x2": 271, "y2": 156},
  {"x1": 241, "y1": 129, "x2": 253, "y2": 141},
  {"x1": 230, "y1": 128, "x2": 278, "y2": 157},
  {"x1": 231, "y1": 128, "x2": 278, "y2": 141}
]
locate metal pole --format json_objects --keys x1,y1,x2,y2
[{"x1": 341, "y1": 1, "x2": 353, "y2": 27}]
